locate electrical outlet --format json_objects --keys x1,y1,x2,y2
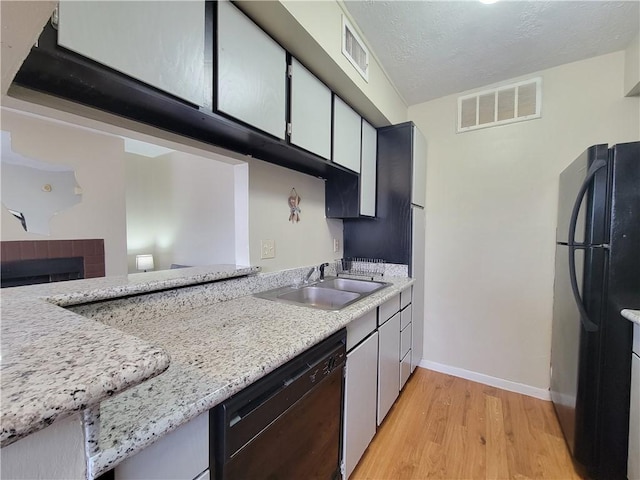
[
  {"x1": 261, "y1": 239, "x2": 275, "y2": 259},
  {"x1": 333, "y1": 238, "x2": 340, "y2": 253}
]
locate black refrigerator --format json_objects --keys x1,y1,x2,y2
[{"x1": 551, "y1": 141, "x2": 640, "y2": 480}]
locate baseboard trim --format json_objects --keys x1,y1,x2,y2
[{"x1": 419, "y1": 360, "x2": 551, "y2": 401}]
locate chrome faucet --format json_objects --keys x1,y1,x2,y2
[
  {"x1": 302, "y1": 263, "x2": 330, "y2": 284},
  {"x1": 303, "y1": 267, "x2": 316, "y2": 284}
]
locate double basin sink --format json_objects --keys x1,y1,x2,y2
[{"x1": 255, "y1": 276, "x2": 390, "y2": 311}]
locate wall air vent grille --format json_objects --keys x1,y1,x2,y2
[
  {"x1": 457, "y1": 78, "x2": 542, "y2": 133},
  {"x1": 342, "y1": 15, "x2": 369, "y2": 82}
]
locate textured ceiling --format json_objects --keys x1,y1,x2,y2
[{"x1": 343, "y1": 1, "x2": 640, "y2": 106}]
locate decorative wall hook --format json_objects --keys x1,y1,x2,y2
[{"x1": 288, "y1": 188, "x2": 301, "y2": 223}]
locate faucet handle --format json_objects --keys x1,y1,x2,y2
[{"x1": 319, "y1": 262, "x2": 329, "y2": 280}]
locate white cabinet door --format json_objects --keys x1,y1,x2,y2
[
  {"x1": 333, "y1": 96, "x2": 361, "y2": 173},
  {"x1": 360, "y1": 120, "x2": 377, "y2": 217},
  {"x1": 217, "y1": 0, "x2": 286, "y2": 139},
  {"x1": 290, "y1": 59, "x2": 332, "y2": 159},
  {"x1": 58, "y1": 1, "x2": 209, "y2": 109},
  {"x1": 629, "y1": 353, "x2": 640, "y2": 480},
  {"x1": 343, "y1": 332, "x2": 378, "y2": 479},
  {"x1": 411, "y1": 125, "x2": 427, "y2": 207},
  {"x1": 378, "y1": 313, "x2": 401, "y2": 425},
  {"x1": 114, "y1": 412, "x2": 209, "y2": 480},
  {"x1": 411, "y1": 209, "x2": 426, "y2": 373}
]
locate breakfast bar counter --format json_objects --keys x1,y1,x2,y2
[{"x1": 0, "y1": 264, "x2": 412, "y2": 478}]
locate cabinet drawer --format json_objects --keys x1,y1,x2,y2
[
  {"x1": 379, "y1": 295, "x2": 400, "y2": 326},
  {"x1": 400, "y1": 350, "x2": 411, "y2": 390},
  {"x1": 346, "y1": 309, "x2": 377, "y2": 351},
  {"x1": 400, "y1": 304, "x2": 412, "y2": 330},
  {"x1": 401, "y1": 322, "x2": 411, "y2": 359},
  {"x1": 400, "y1": 287, "x2": 412, "y2": 310}
]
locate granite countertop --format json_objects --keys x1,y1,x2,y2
[
  {"x1": 0, "y1": 265, "x2": 259, "y2": 448},
  {"x1": 86, "y1": 275, "x2": 413, "y2": 477},
  {"x1": 621, "y1": 309, "x2": 640, "y2": 325}
]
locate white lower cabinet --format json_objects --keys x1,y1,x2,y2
[
  {"x1": 629, "y1": 324, "x2": 639, "y2": 480},
  {"x1": 114, "y1": 411, "x2": 209, "y2": 480},
  {"x1": 377, "y1": 312, "x2": 401, "y2": 425},
  {"x1": 343, "y1": 331, "x2": 379, "y2": 479}
]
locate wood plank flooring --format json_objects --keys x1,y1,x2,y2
[{"x1": 351, "y1": 368, "x2": 584, "y2": 480}]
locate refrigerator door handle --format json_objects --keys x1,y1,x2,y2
[{"x1": 567, "y1": 159, "x2": 607, "y2": 333}]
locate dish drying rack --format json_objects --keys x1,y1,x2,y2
[{"x1": 335, "y1": 258, "x2": 385, "y2": 280}]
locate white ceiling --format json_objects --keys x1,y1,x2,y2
[{"x1": 343, "y1": 1, "x2": 640, "y2": 106}]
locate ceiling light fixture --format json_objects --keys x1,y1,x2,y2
[{"x1": 479, "y1": 0, "x2": 499, "y2": 4}]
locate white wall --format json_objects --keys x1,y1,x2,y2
[
  {"x1": 248, "y1": 158, "x2": 343, "y2": 272},
  {"x1": 409, "y1": 51, "x2": 640, "y2": 391},
  {"x1": 125, "y1": 150, "x2": 245, "y2": 272},
  {"x1": 1, "y1": 108, "x2": 128, "y2": 276},
  {"x1": 625, "y1": 32, "x2": 640, "y2": 96}
]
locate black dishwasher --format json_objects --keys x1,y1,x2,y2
[{"x1": 212, "y1": 329, "x2": 346, "y2": 480}]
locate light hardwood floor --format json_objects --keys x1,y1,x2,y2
[{"x1": 351, "y1": 368, "x2": 584, "y2": 480}]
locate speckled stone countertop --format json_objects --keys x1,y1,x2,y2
[
  {"x1": 83, "y1": 275, "x2": 414, "y2": 478},
  {"x1": 0, "y1": 265, "x2": 259, "y2": 448},
  {"x1": 621, "y1": 309, "x2": 640, "y2": 325}
]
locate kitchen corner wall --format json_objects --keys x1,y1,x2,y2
[
  {"x1": 409, "y1": 51, "x2": 640, "y2": 392},
  {"x1": 0, "y1": 108, "x2": 128, "y2": 276},
  {"x1": 248, "y1": 158, "x2": 343, "y2": 272}
]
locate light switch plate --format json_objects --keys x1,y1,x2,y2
[
  {"x1": 333, "y1": 238, "x2": 340, "y2": 253},
  {"x1": 261, "y1": 239, "x2": 275, "y2": 259}
]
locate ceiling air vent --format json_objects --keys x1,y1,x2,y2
[
  {"x1": 458, "y1": 78, "x2": 541, "y2": 133},
  {"x1": 342, "y1": 15, "x2": 369, "y2": 82}
]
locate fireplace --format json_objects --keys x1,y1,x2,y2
[
  {"x1": 1, "y1": 257, "x2": 84, "y2": 287},
  {"x1": 0, "y1": 239, "x2": 105, "y2": 287}
]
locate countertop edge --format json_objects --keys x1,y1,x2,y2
[{"x1": 0, "y1": 265, "x2": 258, "y2": 448}]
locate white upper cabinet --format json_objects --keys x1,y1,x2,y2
[
  {"x1": 360, "y1": 120, "x2": 377, "y2": 216},
  {"x1": 289, "y1": 59, "x2": 332, "y2": 159},
  {"x1": 216, "y1": 0, "x2": 287, "y2": 139},
  {"x1": 58, "y1": 1, "x2": 210, "y2": 109},
  {"x1": 333, "y1": 96, "x2": 362, "y2": 173},
  {"x1": 412, "y1": 125, "x2": 427, "y2": 207}
]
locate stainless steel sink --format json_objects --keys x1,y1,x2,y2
[
  {"x1": 254, "y1": 276, "x2": 390, "y2": 311},
  {"x1": 315, "y1": 277, "x2": 389, "y2": 294},
  {"x1": 276, "y1": 286, "x2": 360, "y2": 310}
]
